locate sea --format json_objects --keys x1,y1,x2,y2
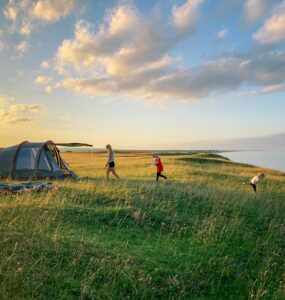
[{"x1": 221, "y1": 151, "x2": 285, "y2": 172}]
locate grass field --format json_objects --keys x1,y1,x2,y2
[{"x1": 0, "y1": 152, "x2": 284, "y2": 299}]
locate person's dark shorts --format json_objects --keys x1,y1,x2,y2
[{"x1": 109, "y1": 161, "x2": 115, "y2": 168}]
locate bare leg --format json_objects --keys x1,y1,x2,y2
[
  {"x1": 106, "y1": 167, "x2": 111, "y2": 182},
  {"x1": 111, "y1": 168, "x2": 120, "y2": 179}
]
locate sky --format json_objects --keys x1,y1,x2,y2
[{"x1": 0, "y1": 0, "x2": 285, "y2": 150}]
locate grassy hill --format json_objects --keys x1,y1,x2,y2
[{"x1": 0, "y1": 153, "x2": 284, "y2": 299}]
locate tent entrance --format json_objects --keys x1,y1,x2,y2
[
  {"x1": 46, "y1": 144, "x2": 76, "y2": 178},
  {"x1": 0, "y1": 141, "x2": 80, "y2": 179}
]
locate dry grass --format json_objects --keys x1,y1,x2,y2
[{"x1": 0, "y1": 152, "x2": 284, "y2": 299}]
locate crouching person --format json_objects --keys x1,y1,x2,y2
[{"x1": 244, "y1": 172, "x2": 266, "y2": 192}]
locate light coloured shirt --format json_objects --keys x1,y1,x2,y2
[
  {"x1": 108, "y1": 150, "x2": 115, "y2": 163},
  {"x1": 251, "y1": 175, "x2": 262, "y2": 184}
]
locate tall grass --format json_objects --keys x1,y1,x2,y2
[{"x1": 0, "y1": 153, "x2": 284, "y2": 299}]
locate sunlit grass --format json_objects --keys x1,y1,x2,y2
[{"x1": 0, "y1": 152, "x2": 284, "y2": 299}]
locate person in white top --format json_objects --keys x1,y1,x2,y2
[
  {"x1": 244, "y1": 173, "x2": 266, "y2": 192},
  {"x1": 105, "y1": 144, "x2": 120, "y2": 182}
]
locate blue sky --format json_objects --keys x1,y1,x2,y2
[{"x1": 0, "y1": 0, "x2": 285, "y2": 149}]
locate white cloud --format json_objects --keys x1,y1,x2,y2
[
  {"x1": 0, "y1": 101, "x2": 44, "y2": 125},
  {"x1": 240, "y1": 83, "x2": 285, "y2": 96},
  {"x1": 253, "y1": 10, "x2": 285, "y2": 44},
  {"x1": 172, "y1": 0, "x2": 204, "y2": 30},
  {"x1": 34, "y1": 75, "x2": 52, "y2": 84},
  {"x1": 54, "y1": 1, "x2": 202, "y2": 78},
  {"x1": 0, "y1": 95, "x2": 14, "y2": 105},
  {"x1": 45, "y1": 86, "x2": 53, "y2": 94},
  {"x1": 40, "y1": 60, "x2": 50, "y2": 69},
  {"x1": 55, "y1": 0, "x2": 205, "y2": 76},
  {"x1": 46, "y1": 1, "x2": 285, "y2": 103},
  {"x1": 16, "y1": 41, "x2": 30, "y2": 54},
  {"x1": 3, "y1": 0, "x2": 33, "y2": 35},
  {"x1": 217, "y1": 28, "x2": 228, "y2": 39},
  {"x1": 32, "y1": 0, "x2": 76, "y2": 22},
  {"x1": 3, "y1": 0, "x2": 18, "y2": 20},
  {"x1": 244, "y1": 0, "x2": 271, "y2": 23},
  {"x1": 20, "y1": 20, "x2": 33, "y2": 35},
  {"x1": 3, "y1": 0, "x2": 78, "y2": 36}
]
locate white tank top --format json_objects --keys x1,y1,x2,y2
[{"x1": 109, "y1": 151, "x2": 115, "y2": 162}]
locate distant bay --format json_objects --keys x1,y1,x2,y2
[{"x1": 221, "y1": 151, "x2": 285, "y2": 172}]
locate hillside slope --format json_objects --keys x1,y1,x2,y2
[{"x1": 0, "y1": 153, "x2": 284, "y2": 299}]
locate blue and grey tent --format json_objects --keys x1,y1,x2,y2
[{"x1": 0, "y1": 141, "x2": 92, "y2": 179}]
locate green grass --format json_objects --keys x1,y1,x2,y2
[{"x1": 0, "y1": 153, "x2": 284, "y2": 299}]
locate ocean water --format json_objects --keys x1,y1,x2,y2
[{"x1": 221, "y1": 151, "x2": 285, "y2": 172}]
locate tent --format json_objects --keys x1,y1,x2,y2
[{"x1": 0, "y1": 141, "x2": 90, "y2": 179}]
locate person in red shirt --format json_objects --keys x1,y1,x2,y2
[{"x1": 152, "y1": 153, "x2": 167, "y2": 181}]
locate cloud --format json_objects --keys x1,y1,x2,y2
[
  {"x1": 253, "y1": 4, "x2": 285, "y2": 45},
  {"x1": 4, "y1": 0, "x2": 33, "y2": 35},
  {"x1": 3, "y1": 0, "x2": 18, "y2": 20},
  {"x1": 10, "y1": 104, "x2": 43, "y2": 113},
  {"x1": 53, "y1": 1, "x2": 204, "y2": 100},
  {"x1": 34, "y1": 75, "x2": 52, "y2": 84},
  {"x1": 0, "y1": 98, "x2": 7, "y2": 105},
  {"x1": 48, "y1": 1, "x2": 285, "y2": 102},
  {"x1": 3, "y1": 0, "x2": 78, "y2": 36},
  {"x1": 20, "y1": 20, "x2": 34, "y2": 35},
  {"x1": 58, "y1": 49, "x2": 285, "y2": 101},
  {"x1": 40, "y1": 60, "x2": 50, "y2": 69},
  {"x1": 0, "y1": 109, "x2": 13, "y2": 122},
  {"x1": 0, "y1": 108, "x2": 35, "y2": 125},
  {"x1": 55, "y1": 0, "x2": 204, "y2": 74},
  {"x1": 217, "y1": 28, "x2": 228, "y2": 39},
  {"x1": 244, "y1": 0, "x2": 272, "y2": 23},
  {"x1": 34, "y1": 76, "x2": 54, "y2": 93},
  {"x1": 0, "y1": 101, "x2": 45, "y2": 125},
  {"x1": 32, "y1": 0, "x2": 76, "y2": 22},
  {"x1": 5, "y1": 117, "x2": 35, "y2": 125},
  {"x1": 45, "y1": 86, "x2": 53, "y2": 93},
  {"x1": 239, "y1": 83, "x2": 285, "y2": 96},
  {"x1": 172, "y1": 0, "x2": 204, "y2": 30},
  {"x1": 16, "y1": 40, "x2": 30, "y2": 54},
  {"x1": 0, "y1": 95, "x2": 14, "y2": 105}
]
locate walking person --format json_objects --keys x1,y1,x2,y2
[
  {"x1": 152, "y1": 153, "x2": 167, "y2": 182},
  {"x1": 105, "y1": 144, "x2": 120, "y2": 182}
]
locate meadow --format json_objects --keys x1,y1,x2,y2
[{"x1": 0, "y1": 152, "x2": 284, "y2": 299}]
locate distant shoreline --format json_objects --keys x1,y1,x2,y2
[
  {"x1": 61, "y1": 149, "x2": 285, "y2": 173},
  {"x1": 60, "y1": 148, "x2": 284, "y2": 154},
  {"x1": 60, "y1": 148, "x2": 238, "y2": 153},
  {"x1": 220, "y1": 150, "x2": 285, "y2": 172}
]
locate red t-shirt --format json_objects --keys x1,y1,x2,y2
[{"x1": 155, "y1": 157, "x2": 164, "y2": 172}]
